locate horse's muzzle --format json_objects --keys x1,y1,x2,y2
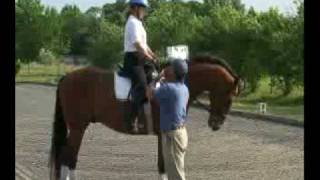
[
  {"x1": 208, "y1": 116, "x2": 225, "y2": 131},
  {"x1": 209, "y1": 121, "x2": 221, "y2": 131}
]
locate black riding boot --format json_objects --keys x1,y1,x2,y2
[
  {"x1": 124, "y1": 104, "x2": 138, "y2": 133},
  {"x1": 125, "y1": 84, "x2": 146, "y2": 133},
  {"x1": 123, "y1": 59, "x2": 148, "y2": 133}
]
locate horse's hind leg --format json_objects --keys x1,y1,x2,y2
[{"x1": 60, "y1": 125, "x2": 88, "y2": 180}]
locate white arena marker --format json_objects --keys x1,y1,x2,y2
[{"x1": 258, "y1": 102, "x2": 267, "y2": 114}]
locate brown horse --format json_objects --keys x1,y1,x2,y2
[{"x1": 48, "y1": 55, "x2": 242, "y2": 180}]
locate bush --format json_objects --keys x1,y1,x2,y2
[
  {"x1": 87, "y1": 21, "x2": 123, "y2": 69},
  {"x1": 38, "y1": 48, "x2": 56, "y2": 65}
]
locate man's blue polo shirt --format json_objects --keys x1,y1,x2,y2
[{"x1": 154, "y1": 82, "x2": 189, "y2": 132}]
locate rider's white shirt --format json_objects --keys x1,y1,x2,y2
[{"x1": 124, "y1": 15, "x2": 148, "y2": 52}]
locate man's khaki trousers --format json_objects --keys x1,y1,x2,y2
[{"x1": 161, "y1": 127, "x2": 188, "y2": 180}]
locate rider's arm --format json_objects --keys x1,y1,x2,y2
[
  {"x1": 146, "y1": 45, "x2": 157, "y2": 60},
  {"x1": 134, "y1": 42, "x2": 153, "y2": 61}
]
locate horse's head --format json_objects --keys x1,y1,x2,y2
[
  {"x1": 207, "y1": 75, "x2": 245, "y2": 131},
  {"x1": 207, "y1": 91, "x2": 233, "y2": 131},
  {"x1": 188, "y1": 54, "x2": 245, "y2": 131}
]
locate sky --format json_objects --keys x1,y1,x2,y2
[{"x1": 41, "y1": 0, "x2": 297, "y2": 14}]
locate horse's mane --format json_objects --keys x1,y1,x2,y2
[{"x1": 191, "y1": 54, "x2": 239, "y2": 80}]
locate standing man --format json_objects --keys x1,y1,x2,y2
[{"x1": 153, "y1": 59, "x2": 189, "y2": 180}]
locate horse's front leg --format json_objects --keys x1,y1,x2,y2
[{"x1": 158, "y1": 134, "x2": 168, "y2": 180}]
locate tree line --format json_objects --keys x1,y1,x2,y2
[{"x1": 15, "y1": 0, "x2": 304, "y2": 95}]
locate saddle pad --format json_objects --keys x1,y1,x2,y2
[{"x1": 114, "y1": 72, "x2": 132, "y2": 100}]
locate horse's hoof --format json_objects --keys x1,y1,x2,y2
[
  {"x1": 126, "y1": 128, "x2": 139, "y2": 135},
  {"x1": 138, "y1": 124, "x2": 144, "y2": 129},
  {"x1": 60, "y1": 165, "x2": 76, "y2": 180},
  {"x1": 159, "y1": 173, "x2": 168, "y2": 180}
]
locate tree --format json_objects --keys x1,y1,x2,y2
[
  {"x1": 269, "y1": 2, "x2": 304, "y2": 95},
  {"x1": 254, "y1": 5, "x2": 304, "y2": 95},
  {"x1": 87, "y1": 21, "x2": 123, "y2": 69},
  {"x1": 15, "y1": 0, "x2": 45, "y2": 63},
  {"x1": 41, "y1": 7, "x2": 69, "y2": 56},
  {"x1": 60, "y1": 5, "x2": 82, "y2": 55},
  {"x1": 86, "y1": 6, "x2": 102, "y2": 18},
  {"x1": 102, "y1": 0, "x2": 126, "y2": 26},
  {"x1": 203, "y1": 0, "x2": 245, "y2": 13},
  {"x1": 148, "y1": 0, "x2": 166, "y2": 14},
  {"x1": 146, "y1": 2, "x2": 198, "y2": 57}
]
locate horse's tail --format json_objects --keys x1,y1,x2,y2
[{"x1": 49, "y1": 76, "x2": 67, "y2": 180}]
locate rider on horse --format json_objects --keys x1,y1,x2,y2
[{"x1": 122, "y1": 0, "x2": 157, "y2": 133}]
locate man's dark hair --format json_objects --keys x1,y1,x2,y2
[
  {"x1": 172, "y1": 59, "x2": 188, "y2": 83},
  {"x1": 175, "y1": 73, "x2": 185, "y2": 82}
]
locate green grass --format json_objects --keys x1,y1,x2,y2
[
  {"x1": 16, "y1": 63, "x2": 83, "y2": 84},
  {"x1": 233, "y1": 77, "x2": 304, "y2": 121}
]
